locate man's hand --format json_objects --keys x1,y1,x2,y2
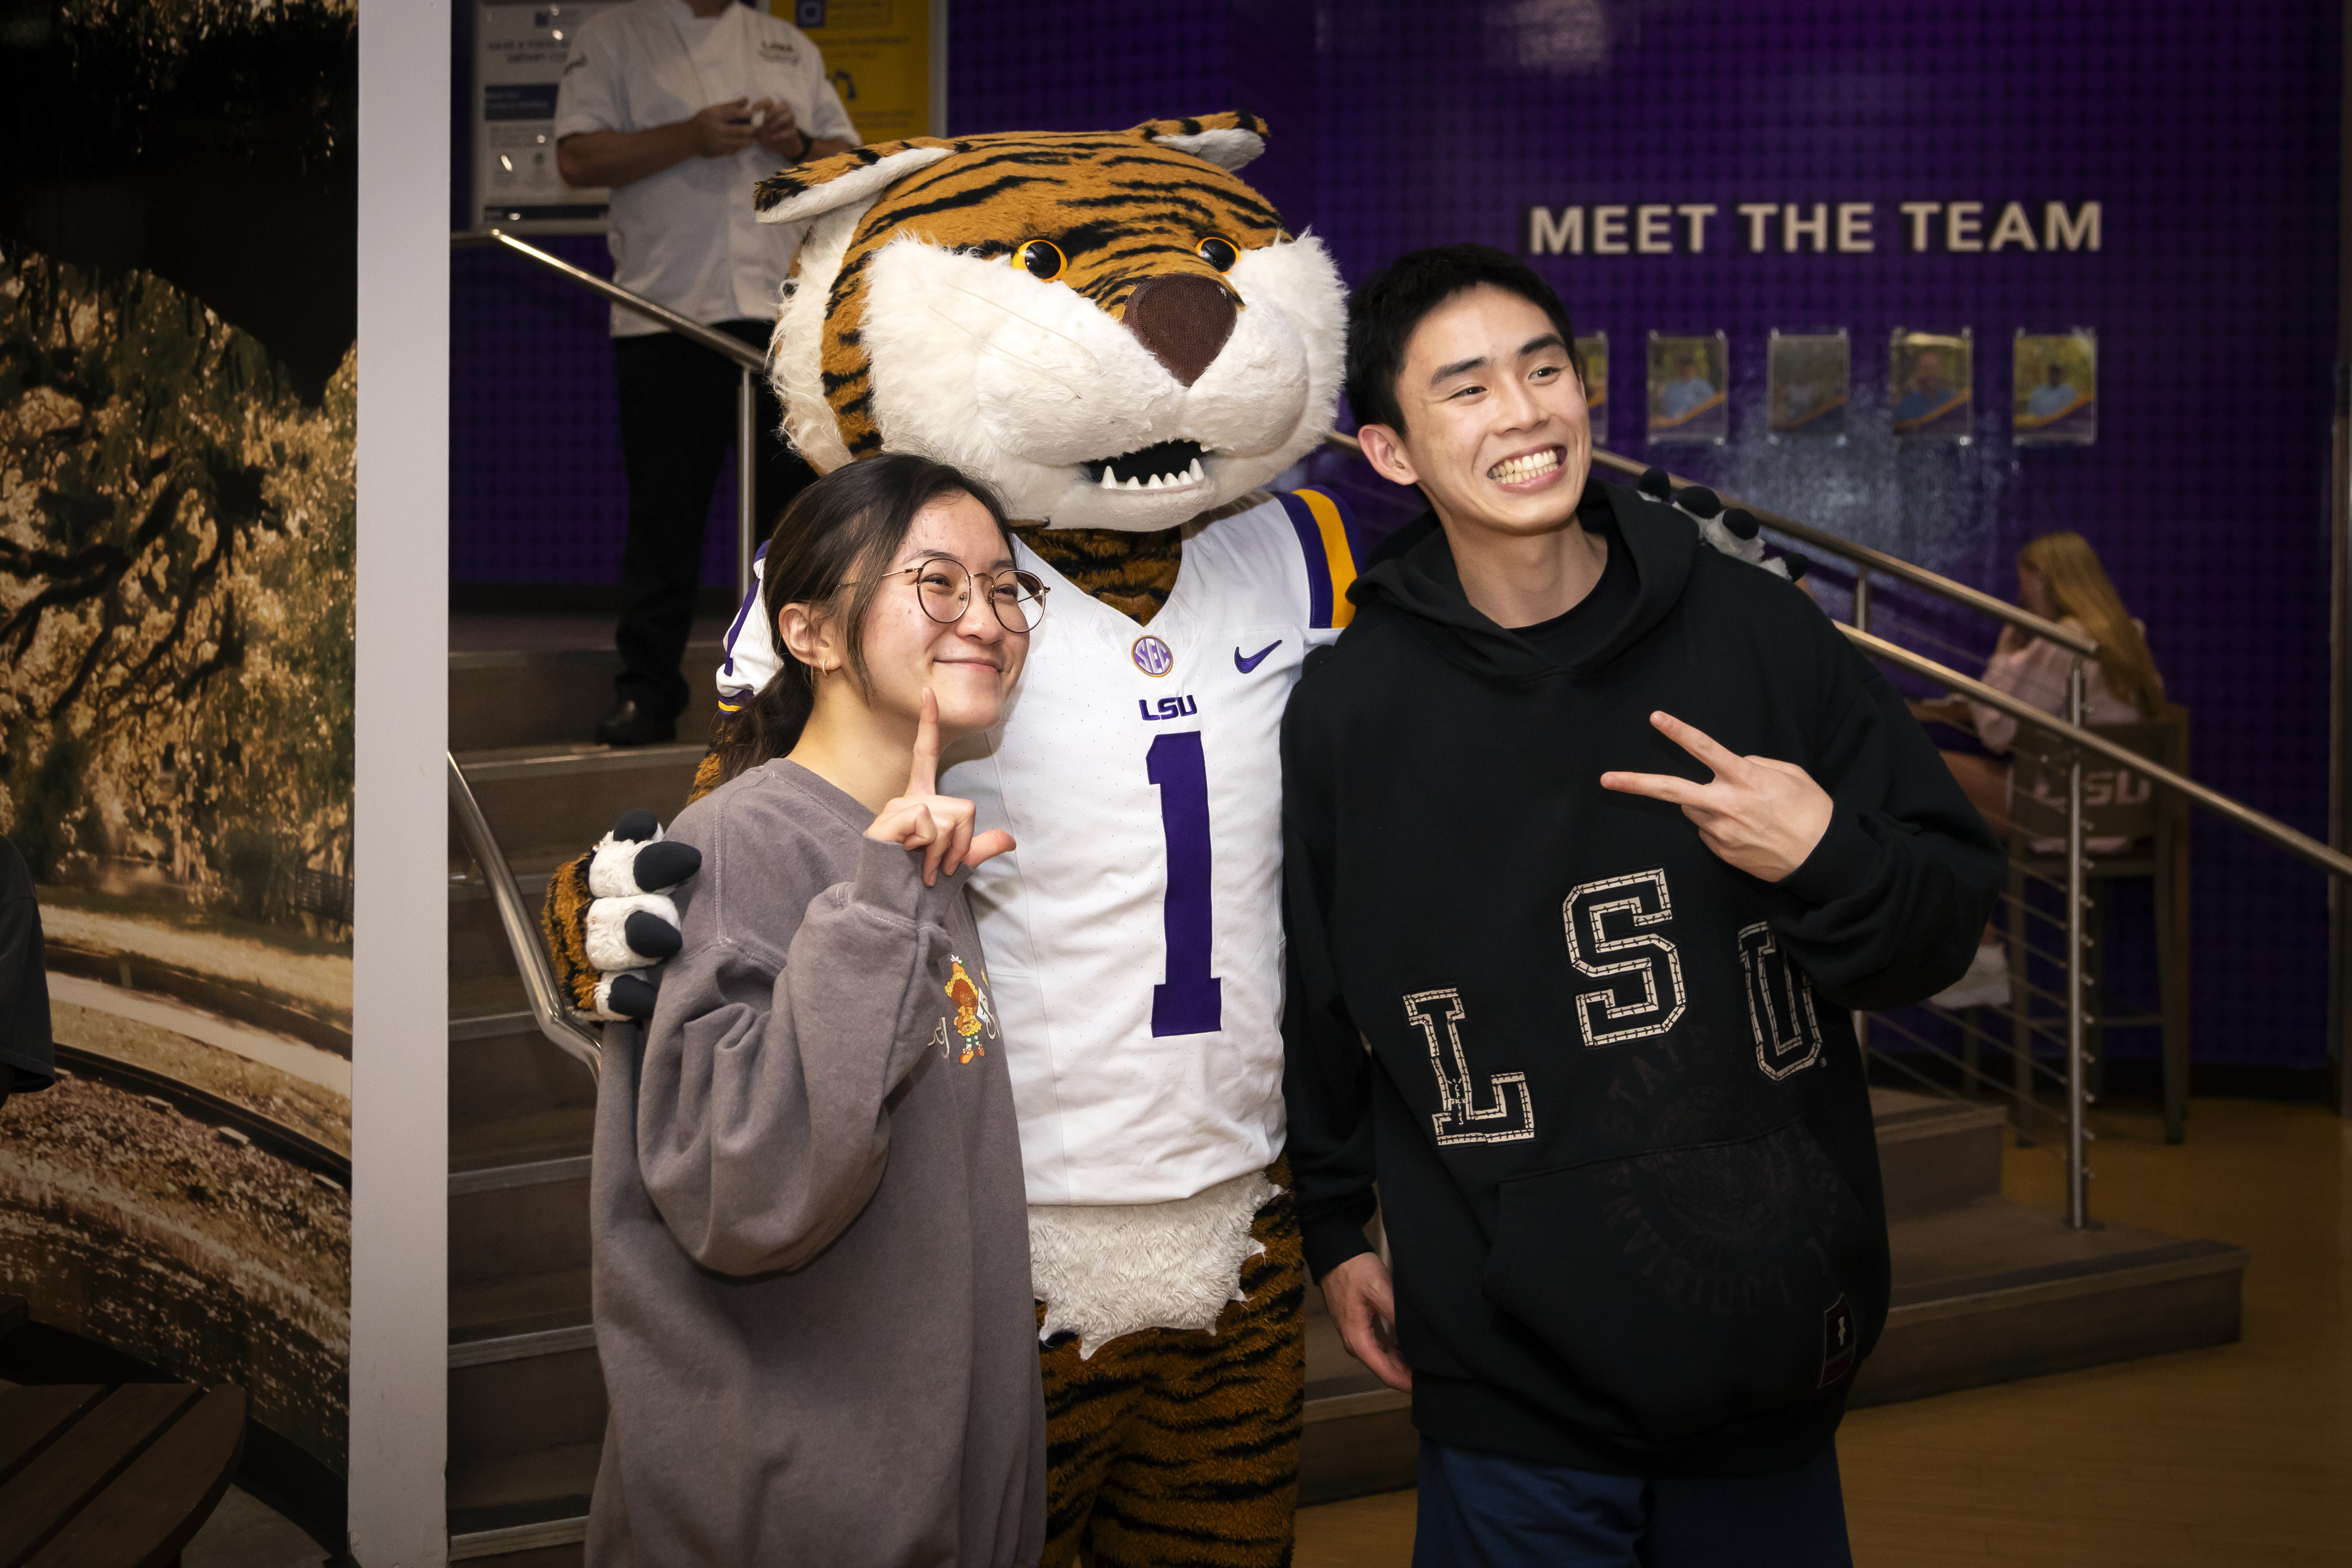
[
  {"x1": 867, "y1": 691, "x2": 1017, "y2": 886},
  {"x1": 686, "y1": 98, "x2": 758, "y2": 159},
  {"x1": 750, "y1": 98, "x2": 807, "y2": 158},
  {"x1": 558, "y1": 99, "x2": 761, "y2": 189},
  {"x1": 1599, "y1": 711, "x2": 1833, "y2": 883},
  {"x1": 1321, "y1": 1252, "x2": 1412, "y2": 1393}
]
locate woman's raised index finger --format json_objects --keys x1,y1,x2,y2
[{"x1": 907, "y1": 688, "x2": 941, "y2": 797}]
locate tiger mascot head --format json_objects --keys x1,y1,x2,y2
[{"x1": 751, "y1": 112, "x2": 1342, "y2": 532}]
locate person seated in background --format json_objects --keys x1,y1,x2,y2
[{"x1": 1911, "y1": 529, "x2": 2165, "y2": 1008}]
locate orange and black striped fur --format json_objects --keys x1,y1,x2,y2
[
  {"x1": 1037, "y1": 1174, "x2": 1305, "y2": 1568},
  {"x1": 753, "y1": 115, "x2": 1287, "y2": 470}
]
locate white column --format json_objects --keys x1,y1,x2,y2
[{"x1": 350, "y1": 1, "x2": 452, "y2": 1561}]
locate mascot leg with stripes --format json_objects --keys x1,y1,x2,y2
[{"x1": 546, "y1": 113, "x2": 1356, "y2": 1566}]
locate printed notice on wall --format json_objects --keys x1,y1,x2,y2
[
  {"x1": 780, "y1": 0, "x2": 934, "y2": 142},
  {"x1": 476, "y1": 0, "x2": 622, "y2": 231}
]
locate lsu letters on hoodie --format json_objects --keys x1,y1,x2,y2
[{"x1": 1279, "y1": 478, "x2": 2002, "y2": 1477}]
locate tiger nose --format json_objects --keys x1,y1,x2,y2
[{"x1": 1121, "y1": 274, "x2": 1237, "y2": 387}]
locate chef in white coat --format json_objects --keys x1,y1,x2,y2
[{"x1": 555, "y1": 0, "x2": 859, "y2": 747}]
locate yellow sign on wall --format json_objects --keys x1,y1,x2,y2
[{"x1": 774, "y1": 0, "x2": 934, "y2": 143}]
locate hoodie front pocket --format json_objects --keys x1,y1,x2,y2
[{"x1": 1481, "y1": 1116, "x2": 1871, "y2": 1449}]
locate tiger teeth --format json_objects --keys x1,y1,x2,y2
[{"x1": 1094, "y1": 459, "x2": 1208, "y2": 491}]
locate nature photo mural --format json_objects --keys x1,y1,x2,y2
[{"x1": 0, "y1": 0, "x2": 357, "y2": 1539}]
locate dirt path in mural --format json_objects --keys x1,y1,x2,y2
[
  {"x1": 48, "y1": 976, "x2": 350, "y2": 1096},
  {"x1": 37, "y1": 906, "x2": 353, "y2": 1023}
]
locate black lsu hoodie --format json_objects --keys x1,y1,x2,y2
[{"x1": 1279, "y1": 477, "x2": 2002, "y2": 1477}]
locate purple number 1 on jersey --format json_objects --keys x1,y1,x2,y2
[{"x1": 1147, "y1": 731, "x2": 1223, "y2": 1036}]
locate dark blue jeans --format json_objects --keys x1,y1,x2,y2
[{"x1": 1413, "y1": 1437, "x2": 1853, "y2": 1568}]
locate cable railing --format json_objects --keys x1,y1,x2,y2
[{"x1": 450, "y1": 240, "x2": 2346, "y2": 1227}]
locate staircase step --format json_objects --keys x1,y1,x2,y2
[
  {"x1": 446, "y1": 1439, "x2": 599, "y2": 1544},
  {"x1": 1869, "y1": 1086, "x2": 2008, "y2": 1219},
  {"x1": 450, "y1": 638, "x2": 724, "y2": 754},
  {"x1": 1852, "y1": 1197, "x2": 2246, "y2": 1406},
  {"x1": 453, "y1": 974, "x2": 532, "y2": 1028},
  {"x1": 453, "y1": 1265, "x2": 593, "y2": 1345},
  {"x1": 449, "y1": 874, "x2": 546, "y2": 987},
  {"x1": 453, "y1": 1022, "x2": 597, "y2": 1175},
  {"x1": 1301, "y1": 1308, "x2": 1416, "y2": 1505},
  {"x1": 454, "y1": 744, "x2": 706, "y2": 870},
  {"x1": 449, "y1": 1530, "x2": 584, "y2": 1567},
  {"x1": 453, "y1": 1176, "x2": 591, "y2": 1289},
  {"x1": 452, "y1": 1323, "x2": 598, "y2": 1370},
  {"x1": 452, "y1": 1345, "x2": 608, "y2": 1470},
  {"x1": 450, "y1": 1154, "x2": 594, "y2": 1199}
]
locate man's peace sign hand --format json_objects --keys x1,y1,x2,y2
[
  {"x1": 866, "y1": 690, "x2": 1017, "y2": 886},
  {"x1": 1599, "y1": 711, "x2": 1833, "y2": 884}
]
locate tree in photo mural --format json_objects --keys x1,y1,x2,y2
[{"x1": 1, "y1": 252, "x2": 356, "y2": 921}]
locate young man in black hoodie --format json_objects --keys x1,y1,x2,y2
[{"x1": 1281, "y1": 246, "x2": 2002, "y2": 1566}]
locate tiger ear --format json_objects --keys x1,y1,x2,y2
[
  {"x1": 1130, "y1": 111, "x2": 1268, "y2": 172},
  {"x1": 753, "y1": 138, "x2": 957, "y2": 226}
]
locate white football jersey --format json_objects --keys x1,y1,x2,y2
[{"x1": 717, "y1": 489, "x2": 1365, "y2": 1204}]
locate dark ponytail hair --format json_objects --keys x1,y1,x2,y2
[{"x1": 711, "y1": 454, "x2": 1015, "y2": 785}]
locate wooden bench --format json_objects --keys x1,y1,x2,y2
[{"x1": 0, "y1": 1380, "x2": 247, "y2": 1567}]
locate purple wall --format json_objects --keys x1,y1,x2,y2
[{"x1": 449, "y1": 0, "x2": 2341, "y2": 1068}]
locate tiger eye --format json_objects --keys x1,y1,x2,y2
[
  {"x1": 1195, "y1": 235, "x2": 1240, "y2": 272},
  {"x1": 1013, "y1": 239, "x2": 1066, "y2": 281}
]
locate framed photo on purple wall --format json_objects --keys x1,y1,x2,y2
[
  {"x1": 1576, "y1": 332, "x2": 1609, "y2": 443},
  {"x1": 1890, "y1": 329, "x2": 1974, "y2": 443},
  {"x1": 1647, "y1": 331, "x2": 1727, "y2": 445},
  {"x1": 1768, "y1": 330, "x2": 1849, "y2": 443},
  {"x1": 2013, "y1": 330, "x2": 2097, "y2": 446}
]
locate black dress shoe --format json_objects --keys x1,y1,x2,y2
[{"x1": 595, "y1": 698, "x2": 677, "y2": 747}]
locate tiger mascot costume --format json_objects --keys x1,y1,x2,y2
[{"x1": 546, "y1": 112, "x2": 1356, "y2": 1567}]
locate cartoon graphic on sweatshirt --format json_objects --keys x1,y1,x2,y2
[{"x1": 946, "y1": 957, "x2": 994, "y2": 1063}]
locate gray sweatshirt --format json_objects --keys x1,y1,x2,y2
[{"x1": 588, "y1": 760, "x2": 1046, "y2": 1568}]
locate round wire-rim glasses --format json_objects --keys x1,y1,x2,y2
[{"x1": 853, "y1": 559, "x2": 1050, "y2": 633}]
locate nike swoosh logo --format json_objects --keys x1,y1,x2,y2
[{"x1": 1235, "y1": 640, "x2": 1282, "y2": 674}]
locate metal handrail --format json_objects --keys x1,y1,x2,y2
[
  {"x1": 447, "y1": 754, "x2": 603, "y2": 1079},
  {"x1": 1582, "y1": 448, "x2": 2102, "y2": 657},
  {"x1": 1847, "y1": 628, "x2": 2352, "y2": 883},
  {"x1": 1315, "y1": 430, "x2": 2099, "y2": 657},
  {"x1": 451, "y1": 229, "x2": 765, "y2": 367},
  {"x1": 452, "y1": 228, "x2": 765, "y2": 600}
]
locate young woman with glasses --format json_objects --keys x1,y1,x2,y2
[{"x1": 587, "y1": 454, "x2": 1050, "y2": 1567}]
